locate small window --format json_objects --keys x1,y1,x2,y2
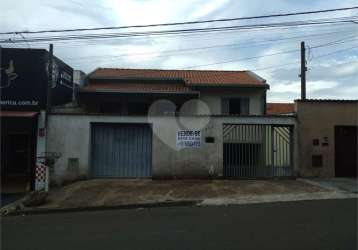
[
  {"x1": 100, "y1": 102, "x2": 121, "y2": 113},
  {"x1": 222, "y1": 98, "x2": 250, "y2": 115},
  {"x1": 205, "y1": 137, "x2": 215, "y2": 143},
  {"x1": 312, "y1": 155, "x2": 323, "y2": 168},
  {"x1": 68, "y1": 158, "x2": 79, "y2": 173},
  {"x1": 229, "y1": 99, "x2": 241, "y2": 114}
]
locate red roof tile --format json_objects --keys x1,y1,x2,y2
[
  {"x1": 89, "y1": 68, "x2": 266, "y2": 86},
  {"x1": 267, "y1": 103, "x2": 295, "y2": 115}
]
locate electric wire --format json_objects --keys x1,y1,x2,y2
[
  {"x1": 1, "y1": 6, "x2": 357, "y2": 35},
  {"x1": 1, "y1": 16, "x2": 357, "y2": 44}
]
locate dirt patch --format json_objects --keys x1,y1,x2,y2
[{"x1": 40, "y1": 179, "x2": 326, "y2": 209}]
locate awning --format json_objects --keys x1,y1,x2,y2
[{"x1": 0, "y1": 111, "x2": 39, "y2": 118}]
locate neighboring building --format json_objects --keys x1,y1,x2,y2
[
  {"x1": 267, "y1": 103, "x2": 295, "y2": 115},
  {"x1": 296, "y1": 99, "x2": 358, "y2": 178},
  {"x1": 72, "y1": 70, "x2": 86, "y2": 103},
  {"x1": 0, "y1": 47, "x2": 74, "y2": 192},
  {"x1": 73, "y1": 70, "x2": 86, "y2": 87},
  {"x1": 47, "y1": 68, "x2": 297, "y2": 184}
]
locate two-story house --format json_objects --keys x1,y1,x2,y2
[
  {"x1": 79, "y1": 68, "x2": 267, "y2": 116},
  {"x1": 47, "y1": 68, "x2": 297, "y2": 184}
]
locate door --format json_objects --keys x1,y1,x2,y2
[
  {"x1": 335, "y1": 126, "x2": 357, "y2": 177},
  {"x1": 1, "y1": 134, "x2": 31, "y2": 176},
  {"x1": 1, "y1": 133, "x2": 32, "y2": 192},
  {"x1": 91, "y1": 123, "x2": 152, "y2": 178}
]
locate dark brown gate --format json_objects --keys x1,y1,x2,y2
[{"x1": 335, "y1": 126, "x2": 357, "y2": 177}]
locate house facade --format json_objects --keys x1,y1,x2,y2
[
  {"x1": 296, "y1": 99, "x2": 358, "y2": 178},
  {"x1": 47, "y1": 68, "x2": 297, "y2": 184}
]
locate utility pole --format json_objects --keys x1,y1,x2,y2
[
  {"x1": 46, "y1": 44, "x2": 53, "y2": 112},
  {"x1": 0, "y1": 45, "x2": 2, "y2": 89},
  {"x1": 300, "y1": 41, "x2": 307, "y2": 100}
]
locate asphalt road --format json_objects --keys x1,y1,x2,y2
[{"x1": 1, "y1": 199, "x2": 357, "y2": 250}]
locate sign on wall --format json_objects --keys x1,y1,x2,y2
[
  {"x1": 0, "y1": 48, "x2": 74, "y2": 110},
  {"x1": 176, "y1": 130, "x2": 201, "y2": 149}
]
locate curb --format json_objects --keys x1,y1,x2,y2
[
  {"x1": 3, "y1": 200, "x2": 201, "y2": 216},
  {"x1": 200, "y1": 192, "x2": 358, "y2": 206}
]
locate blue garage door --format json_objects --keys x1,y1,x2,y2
[{"x1": 91, "y1": 123, "x2": 152, "y2": 178}]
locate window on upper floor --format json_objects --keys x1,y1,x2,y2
[
  {"x1": 127, "y1": 102, "x2": 149, "y2": 115},
  {"x1": 222, "y1": 98, "x2": 250, "y2": 115},
  {"x1": 99, "y1": 102, "x2": 122, "y2": 114}
]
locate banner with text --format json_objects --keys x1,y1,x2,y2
[{"x1": 176, "y1": 130, "x2": 201, "y2": 149}]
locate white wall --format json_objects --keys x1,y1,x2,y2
[{"x1": 47, "y1": 114, "x2": 296, "y2": 184}]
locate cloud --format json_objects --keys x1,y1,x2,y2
[
  {"x1": 49, "y1": 1, "x2": 115, "y2": 26},
  {"x1": 0, "y1": 0, "x2": 357, "y2": 101}
]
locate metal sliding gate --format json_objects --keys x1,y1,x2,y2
[
  {"x1": 91, "y1": 123, "x2": 152, "y2": 178},
  {"x1": 223, "y1": 124, "x2": 293, "y2": 178}
]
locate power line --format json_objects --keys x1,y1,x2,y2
[
  {"x1": 14, "y1": 23, "x2": 355, "y2": 48},
  {"x1": 70, "y1": 35, "x2": 357, "y2": 70},
  {"x1": 310, "y1": 58, "x2": 358, "y2": 68},
  {"x1": 1, "y1": 6, "x2": 357, "y2": 35},
  {"x1": 67, "y1": 37, "x2": 357, "y2": 77},
  {"x1": 180, "y1": 36, "x2": 358, "y2": 69},
  {"x1": 1, "y1": 16, "x2": 357, "y2": 44},
  {"x1": 64, "y1": 29, "x2": 357, "y2": 62},
  {"x1": 312, "y1": 44, "x2": 358, "y2": 59},
  {"x1": 252, "y1": 61, "x2": 300, "y2": 72},
  {"x1": 180, "y1": 49, "x2": 299, "y2": 69},
  {"x1": 252, "y1": 45, "x2": 358, "y2": 73}
]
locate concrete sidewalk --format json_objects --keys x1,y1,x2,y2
[
  {"x1": 3, "y1": 179, "x2": 357, "y2": 216},
  {"x1": 299, "y1": 178, "x2": 358, "y2": 193},
  {"x1": 39, "y1": 179, "x2": 355, "y2": 209}
]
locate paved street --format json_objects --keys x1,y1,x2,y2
[{"x1": 1, "y1": 199, "x2": 357, "y2": 250}]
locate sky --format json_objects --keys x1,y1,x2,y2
[{"x1": 0, "y1": 0, "x2": 357, "y2": 102}]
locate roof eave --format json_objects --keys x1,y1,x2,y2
[
  {"x1": 186, "y1": 83, "x2": 269, "y2": 89},
  {"x1": 89, "y1": 76, "x2": 185, "y2": 82},
  {"x1": 79, "y1": 89, "x2": 200, "y2": 95},
  {"x1": 294, "y1": 99, "x2": 358, "y2": 103}
]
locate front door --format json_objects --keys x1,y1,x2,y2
[
  {"x1": 1, "y1": 133, "x2": 31, "y2": 192},
  {"x1": 335, "y1": 126, "x2": 357, "y2": 177}
]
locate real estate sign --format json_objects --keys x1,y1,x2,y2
[{"x1": 176, "y1": 130, "x2": 201, "y2": 149}]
